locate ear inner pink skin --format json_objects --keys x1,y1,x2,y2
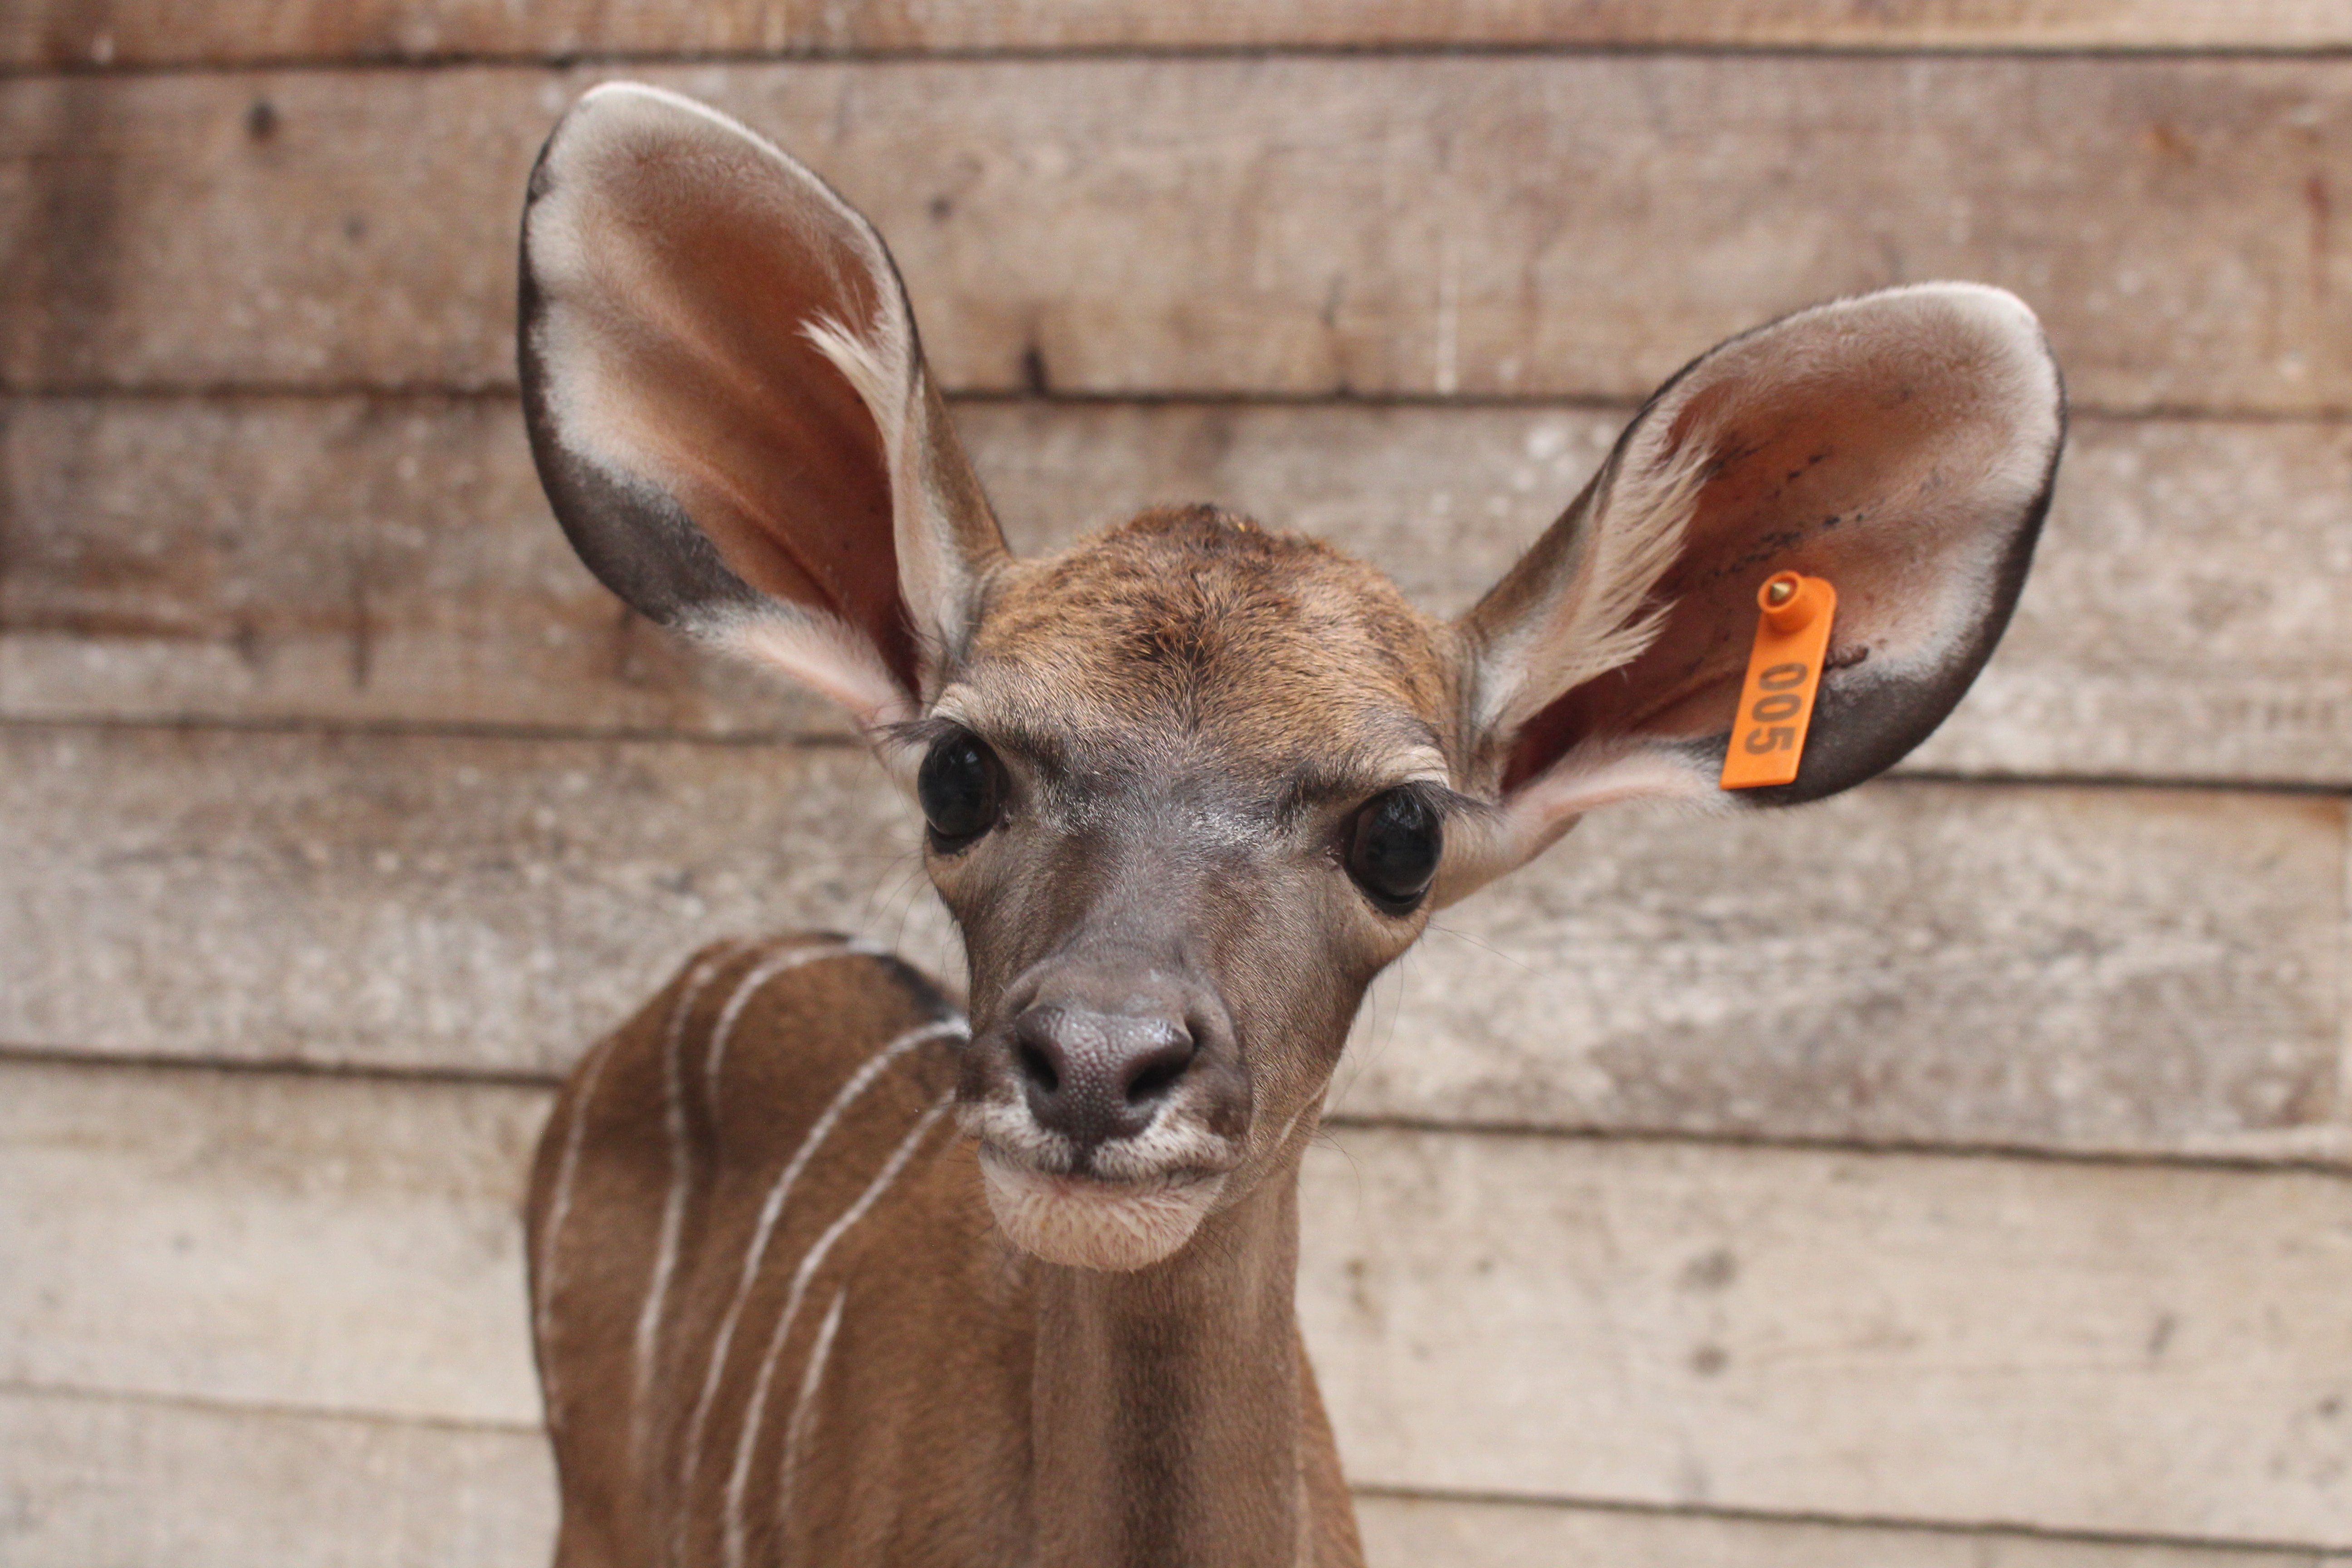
[
  {"x1": 521, "y1": 83, "x2": 1010, "y2": 715},
  {"x1": 537, "y1": 132, "x2": 915, "y2": 690},
  {"x1": 1488, "y1": 284, "x2": 2060, "y2": 807}
]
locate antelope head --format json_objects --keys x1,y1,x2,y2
[{"x1": 519, "y1": 84, "x2": 2062, "y2": 1273}]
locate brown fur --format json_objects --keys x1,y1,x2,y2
[
  {"x1": 529, "y1": 936, "x2": 1364, "y2": 1568},
  {"x1": 970, "y1": 505, "x2": 1459, "y2": 773}
]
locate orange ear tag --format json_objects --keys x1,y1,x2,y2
[{"x1": 1719, "y1": 571, "x2": 1837, "y2": 790}]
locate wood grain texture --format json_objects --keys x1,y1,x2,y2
[
  {"x1": 10, "y1": 396, "x2": 2350, "y2": 784},
  {"x1": 10, "y1": 1056, "x2": 2352, "y2": 1545},
  {"x1": 0, "y1": 727, "x2": 956, "y2": 1080},
  {"x1": 0, "y1": 393, "x2": 839, "y2": 737},
  {"x1": 1353, "y1": 1494, "x2": 2349, "y2": 1568},
  {"x1": 1896, "y1": 411, "x2": 2352, "y2": 783},
  {"x1": 1340, "y1": 779, "x2": 2347, "y2": 1163},
  {"x1": 5, "y1": 59, "x2": 2352, "y2": 409},
  {"x1": 0, "y1": 726, "x2": 2339, "y2": 1161},
  {"x1": 4, "y1": 1393, "x2": 2325, "y2": 1568},
  {"x1": 0, "y1": 1387, "x2": 555, "y2": 1568},
  {"x1": 0, "y1": 1059, "x2": 545, "y2": 1424},
  {"x1": 10, "y1": 0, "x2": 2352, "y2": 70},
  {"x1": 1303, "y1": 1128, "x2": 2352, "y2": 1545}
]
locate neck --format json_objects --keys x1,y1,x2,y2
[{"x1": 1027, "y1": 1153, "x2": 1309, "y2": 1568}]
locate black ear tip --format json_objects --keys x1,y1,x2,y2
[
  {"x1": 1709, "y1": 682, "x2": 1927, "y2": 810},
  {"x1": 524, "y1": 135, "x2": 560, "y2": 207}
]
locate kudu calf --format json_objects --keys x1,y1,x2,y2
[{"x1": 517, "y1": 83, "x2": 2063, "y2": 1568}]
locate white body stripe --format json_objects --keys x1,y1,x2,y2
[
  {"x1": 775, "y1": 1285, "x2": 850, "y2": 1558},
  {"x1": 674, "y1": 1017, "x2": 965, "y2": 1566},
  {"x1": 629, "y1": 945, "x2": 742, "y2": 1462},
  {"x1": 534, "y1": 1027, "x2": 624, "y2": 1431},
  {"x1": 726, "y1": 1094, "x2": 956, "y2": 1568},
  {"x1": 703, "y1": 939, "x2": 890, "y2": 1105}
]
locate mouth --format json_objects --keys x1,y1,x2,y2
[{"x1": 977, "y1": 1143, "x2": 1229, "y2": 1272}]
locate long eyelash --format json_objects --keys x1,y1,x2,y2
[
  {"x1": 1395, "y1": 779, "x2": 1494, "y2": 825},
  {"x1": 1277, "y1": 772, "x2": 1492, "y2": 832},
  {"x1": 879, "y1": 715, "x2": 966, "y2": 751}
]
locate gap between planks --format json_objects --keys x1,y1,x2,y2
[
  {"x1": 15, "y1": 383, "x2": 2352, "y2": 427},
  {"x1": 1, "y1": 1381, "x2": 2326, "y2": 1562},
  {"x1": 0, "y1": 715, "x2": 2344, "y2": 803},
  {"x1": 9, "y1": 43, "x2": 2352, "y2": 84},
  {"x1": 0, "y1": 1376, "x2": 542, "y2": 1439},
  {"x1": 9, "y1": 1043, "x2": 2350, "y2": 1181},
  {"x1": 1352, "y1": 1482, "x2": 2352, "y2": 1560}
]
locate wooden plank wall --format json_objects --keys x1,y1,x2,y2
[{"x1": 4, "y1": 6, "x2": 2351, "y2": 1564}]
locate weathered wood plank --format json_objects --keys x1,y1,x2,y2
[
  {"x1": 0, "y1": 1387, "x2": 555, "y2": 1568},
  {"x1": 0, "y1": 393, "x2": 843, "y2": 737},
  {"x1": 2, "y1": 1392, "x2": 2320, "y2": 1568},
  {"x1": 0, "y1": 726, "x2": 2338, "y2": 1161},
  {"x1": 5, "y1": 59, "x2": 2352, "y2": 409},
  {"x1": 1897, "y1": 411, "x2": 2352, "y2": 783},
  {"x1": 1354, "y1": 1494, "x2": 2346, "y2": 1568},
  {"x1": 10, "y1": 396, "x2": 2350, "y2": 784},
  {"x1": 0, "y1": 1060, "x2": 545, "y2": 1424},
  {"x1": 0, "y1": 727, "x2": 956, "y2": 1080},
  {"x1": 10, "y1": 0, "x2": 2352, "y2": 71},
  {"x1": 11, "y1": 1056, "x2": 2352, "y2": 1544},
  {"x1": 1341, "y1": 779, "x2": 2347, "y2": 1163},
  {"x1": 1303, "y1": 1128, "x2": 2352, "y2": 1545}
]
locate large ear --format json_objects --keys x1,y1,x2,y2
[
  {"x1": 517, "y1": 82, "x2": 1005, "y2": 732},
  {"x1": 1440, "y1": 283, "x2": 2063, "y2": 903}
]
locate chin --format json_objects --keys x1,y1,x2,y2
[{"x1": 979, "y1": 1146, "x2": 1227, "y2": 1271}]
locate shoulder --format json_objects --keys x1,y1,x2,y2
[
  {"x1": 678, "y1": 932, "x2": 962, "y2": 1094},
  {"x1": 631, "y1": 931, "x2": 961, "y2": 1097},
  {"x1": 672, "y1": 937, "x2": 968, "y2": 1217},
  {"x1": 535, "y1": 933, "x2": 963, "y2": 1188}
]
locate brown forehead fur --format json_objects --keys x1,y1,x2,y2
[{"x1": 960, "y1": 505, "x2": 1458, "y2": 781}]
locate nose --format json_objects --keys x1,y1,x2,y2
[{"x1": 1012, "y1": 1004, "x2": 1197, "y2": 1148}]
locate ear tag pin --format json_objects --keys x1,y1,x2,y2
[{"x1": 1719, "y1": 570, "x2": 1838, "y2": 791}]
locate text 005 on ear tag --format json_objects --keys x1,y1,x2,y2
[{"x1": 1720, "y1": 571, "x2": 1837, "y2": 791}]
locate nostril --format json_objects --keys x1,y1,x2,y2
[
  {"x1": 1015, "y1": 1037, "x2": 1060, "y2": 1096},
  {"x1": 1009, "y1": 1000, "x2": 1200, "y2": 1145},
  {"x1": 1120, "y1": 1038, "x2": 1194, "y2": 1107}
]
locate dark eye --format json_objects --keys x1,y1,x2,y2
[
  {"x1": 917, "y1": 730, "x2": 1004, "y2": 851},
  {"x1": 1345, "y1": 789, "x2": 1443, "y2": 916}
]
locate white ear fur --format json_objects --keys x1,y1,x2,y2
[
  {"x1": 801, "y1": 302, "x2": 990, "y2": 683},
  {"x1": 1469, "y1": 433, "x2": 1712, "y2": 741},
  {"x1": 1432, "y1": 740, "x2": 1731, "y2": 907},
  {"x1": 710, "y1": 611, "x2": 914, "y2": 733},
  {"x1": 1432, "y1": 441, "x2": 1721, "y2": 908}
]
